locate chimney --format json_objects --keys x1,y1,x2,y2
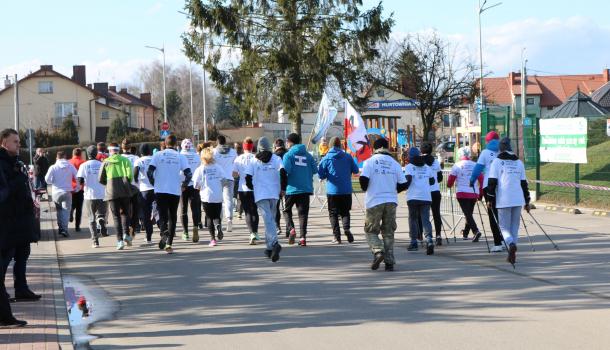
[
  {"x1": 120, "y1": 88, "x2": 128, "y2": 94},
  {"x1": 140, "y1": 92, "x2": 151, "y2": 104},
  {"x1": 40, "y1": 65, "x2": 53, "y2": 71},
  {"x1": 109, "y1": 86, "x2": 116, "y2": 92},
  {"x1": 71, "y1": 65, "x2": 86, "y2": 86},
  {"x1": 4, "y1": 75, "x2": 12, "y2": 89},
  {"x1": 509, "y1": 72, "x2": 519, "y2": 85},
  {"x1": 603, "y1": 69, "x2": 610, "y2": 83},
  {"x1": 93, "y1": 82, "x2": 109, "y2": 95}
]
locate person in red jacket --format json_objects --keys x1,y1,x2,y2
[
  {"x1": 96, "y1": 142, "x2": 109, "y2": 161},
  {"x1": 69, "y1": 148, "x2": 86, "y2": 232},
  {"x1": 447, "y1": 147, "x2": 487, "y2": 246}
]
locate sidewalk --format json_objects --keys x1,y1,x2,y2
[{"x1": 0, "y1": 199, "x2": 72, "y2": 350}]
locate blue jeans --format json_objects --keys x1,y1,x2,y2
[
  {"x1": 257, "y1": 199, "x2": 279, "y2": 250},
  {"x1": 408, "y1": 200, "x2": 432, "y2": 243},
  {"x1": 52, "y1": 191, "x2": 72, "y2": 232},
  {"x1": 498, "y1": 206, "x2": 522, "y2": 246}
]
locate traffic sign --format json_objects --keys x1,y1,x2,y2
[
  {"x1": 161, "y1": 121, "x2": 170, "y2": 131},
  {"x1": 193, "y1": 130, "x2": 200, "y2": 137},
  {"x1": 160, "y1": 130, "x2": 171, "y2": 138}
]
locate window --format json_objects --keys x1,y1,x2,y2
[
  {"x1": 526, "y1": 97, "x2": 535, "y2": 105},
  {"x1": 55, "y1": 102, "x2": 78, "y2": 118},
  {"x1": 377, "y1": 89, "x2": 385, "y2": 97},
  {"x1": 547, "y1": 106, "x2": 554, "y2": 111},
  {"x1": 101, "y1": 111, "x2": 109, "y2": 120},
  {"x1": 38, "y1": 81, "x2": 53, "y2": 94}
]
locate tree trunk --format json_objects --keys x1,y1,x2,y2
[{"x1": 290, "y1": 106, "x2": 302, "y2": 138}]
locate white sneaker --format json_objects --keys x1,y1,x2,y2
[
  {"x1": 227, "y1": 220, "x2": 233, "y2": 232},
  {"x1": 249, "y1": 233, "x2": 257, "y2": 245},
  {"x1": 491, "y1": 245, "x2": 503, "y2": 253},
  {"x1": 116, "y1": 240, "x2": 125, "y2": 250}
]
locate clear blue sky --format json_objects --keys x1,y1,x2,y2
[{"x1": 1, "y1": 0, "x2": 609, "y2": 84}]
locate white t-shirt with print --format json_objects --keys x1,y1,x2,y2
[
  {"x1": 192, "y1": 163, "x2": 224, "y2": 203},
  {"x1": 404, "y1": 163, "x2": 433, "y2": 202},
  {"x1": 488, "y1": 156, "x2": 527, "y2": 208},
  {"x1": 245, "y1": 154, "x2": 284, "y2": 202},
  {"x1": 450, "y1": 159, "x2": 480, "y2": 195},
  {"x1": 134, "y1": 156, "x2": 154, "y2": 192},
  {"x1": 180, "y1": 151, "x2": 201, "y2": 187},
  {"x1": 76, "y1": 159, "x2": 105, "y2": 200},
  {"x1": 429, "y1": 158, "x2": 442, "y2": 192},
  {"x1": 149, "y1": 149, "x2": 189, "y2": 196},
  {"x1": 213, "y1": 147, "x2": 237, "y2": 180},
  {"x1": 123, "y1": 153, "x2": 139, "y2": 186},
  {"x1": 477, "y1": 148, "x2": 497, "y2": 188},
  {"x1": 361, "y1": 153, "x2": 406, "y2": 209},
  {"x1": 233, "y1": 152, "x2": 256, "y2": 192}
]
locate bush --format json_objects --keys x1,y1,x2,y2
[{"x1": 588, "y1": 118, "x2": 608, "y2": 147}]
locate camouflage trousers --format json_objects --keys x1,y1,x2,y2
[{"x1": 364, "y1": 203, "x2": 397, "y2": 265}]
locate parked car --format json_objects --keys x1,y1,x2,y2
[{"x1": 436, "y1": 141, "x2": 456, "y2": 165}]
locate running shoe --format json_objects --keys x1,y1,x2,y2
[
  {"x1": 116, "y1": 240, "x2": 125, "y2": 250},
  {"x1": 249, "y1": 233, "x2": 257, "y2": 245},
  {"x1": 288, "y1": 228, "x2": 296, "y2": 245},
  {"x1": 371, "y1": 252, "x2": 384, "y2": 270},
  {"x1": 271, "y1": 242, "x2": 282, "y2": 262},
  {"x1": 331, "y1": 237, "x2": 342, "y2": 244},
  {"x1": 384, "y1": 263, "x2": 394, "y2": 271},
  {"x1": 407, "y1": 241, "x2": 418, "y2": 251},
  {"x1": 264, "y1": 249, "x2": 272, "y2": 258},
  {"x1": 209, "y1": 239, "x2": 217, "y2": 247},
  {"x1": 182, "y1": 231, "x2": 189, "y2": 241},
  {"x1": 436, "y1": 236, "x2": 443, "y2": 246},
  {"x1": 227, "y1": 220, "x2": 233, "y2": 232},
  {"x1": 124, "y1": 233, "x2": 133, "y2": 246},
  {"x1": 254, "y1": 232, "x2": 260, "y2": 241},
  {"x1": 298, "y1": 238, "x2": 306, "y2": 247},
  {"x1": 472, "y1": 231, "x2": 482, "y2": 243},
  {"x1": 508, "y1": 243, "x2": 517, "y2": 265},
  {"x1": 491, "y1": 245, "x2": 503, "y2": 253},
  {"x1": 426, "y1": 239, "x2": 435, "y2": 255},
  {"x1": 92, "y1": 239, "x2": 99, "y2": 248},
  {"x1": 165, "y1": 245, "x2": 174, "y2": 254},
  {"x1": 345, "y1": 231, "x2": 355, "y2": 243},
  {"x1": 461, "y1": 230, "x2": 470, "y2": 240},
  {"x1": 216, "y1": 225, "x2": 224, "y2": 241}
]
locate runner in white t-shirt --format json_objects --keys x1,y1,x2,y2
[
  {"x1": 487, "y1": 137, "x2": 531, "y2": 266},
  {"x1": 76, "y1": 145, "x2": 107, "y2": 247},
  {"x1": 193, "y1": 147, "x2": 224, "y2": 247},
  {"x1": 359, "y1": 138, "x2": 407, "y2": 271},
  {"x1": 179, "y1": 139, "x2": 202, "y2": 242},
  {"x1": 147, "y1": 135, "x2": 192, "y2": 254},
  {"x1": 232, "y1": 137, "x2": 260, "y2": 244},
  {"x1": 133, "y1": 144, "x2": 155, "y2": 244},
  {"x1": 245, "y1": 137, "x2": 287, "y2": 262},
  {"x1": 404, "y1": 147, "x2": 436, "y2": 255},
  {"x1": 213, "y1": 135, "x2": 238, "y2": 231}
]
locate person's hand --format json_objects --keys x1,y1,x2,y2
[{"x1": 524, "y1": 203, "x2": 531, "y2": 213}]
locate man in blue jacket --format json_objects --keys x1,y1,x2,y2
[
  {"x1": 283, "y1": 133, "x2": 317, "y2": 246},
  {"x1": 318, "y1": 137, "x2": 359, "y2": 244}
]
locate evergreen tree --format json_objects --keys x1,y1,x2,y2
[
  {"x1": 107, "y1": 116, "x2": 128, "y2": 143},
  {"x1": 182, "y1": 0, "x2": 393, "y2": 137},
  {"x1": 61, "y1": 114, "x2": 79, "y2": 144}
]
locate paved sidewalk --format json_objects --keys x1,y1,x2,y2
[{"x1": 1, "y1": 199, "x2": 72, "y2": 350}]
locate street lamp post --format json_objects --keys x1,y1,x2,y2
[
  {"x1": 145, "y1": 44, "x2": 168, "y2": 123},
  {"x1": 477, "y1": 0, "x2": 502, "y2": 123}
]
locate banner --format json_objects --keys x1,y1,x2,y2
[
  {"x1": 310, "y1": 93, "x2": 338, "y2": 144},
  {"x1": 540, "y1": 117, "x2": 588, "y2": 164},
  {"x1": 345, "y1": 100, "x2": 372, "y2": 164}
]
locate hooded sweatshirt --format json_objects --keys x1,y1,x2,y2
[
  {"x1": 245, "y1": 151, "x2": 286, "y2": 202},
  {"x1": 283, "y1": 144, "x2": 317, "y2": 195},
  {"x1": 470, "y1": 139, "x2": 499, "y2": 188},
  {"x1": 318, "y1": 147, "x2": 359, "y2": 195},
  {"x1": 99, "y1": 153, "x2": 133, "y2": 201},
  {"x1": 45, "y1": 158, "x2": 78, "y2": 195},
  {"x1": 213, "y1": 144, "x2": 237, "y2": 180}
]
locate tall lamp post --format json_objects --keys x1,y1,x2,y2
[
  {"x1": 145, "y1": 44, "x2": 168, "y2": 123},
  {"x1": 478, "y1": 0, "x2": 502, "y2": 123}
]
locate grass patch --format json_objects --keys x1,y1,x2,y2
[{"x1": 526, "y1": 140, "x2": 610, "y2": 209}]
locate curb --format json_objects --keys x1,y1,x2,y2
[
  {"x1": 592, "y1": 211, "x2": 610, "y2": 218},
  {"x1": 544, "y1": 205, "x2": 582, "y2": 214}
]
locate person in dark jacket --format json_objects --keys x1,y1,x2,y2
[
  {"x1": 273, "y1": 138, "x2": 288, "y2": 236},
  {"x1": 420, "y1": 142, "x2": 443, "y2": 245},
  {"x1": 318, "y1": 137, "x2": 359, "y2": 244},
  {"x1": 1, "y1": 128, "x2": 38, "y2": 327},
  {"x1": 33, "y1": 148, "x2": 49, "y2": 191}
]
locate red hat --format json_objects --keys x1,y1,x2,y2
[
  {"x1": 485, "y1": 131, "x2": 500, "y2": 143},
  {"x1": 243, "y1": 141, "x2": 254, "y2": 151}
]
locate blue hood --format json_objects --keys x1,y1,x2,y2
[
  {"x1": 286, "y1": 144, "x2": 308, "y2": 157},
  {"x1": 318, "y1": 147, "x2": 359, "y2": 195},
  {"x1": 486, "y1": 139, "x2": 499, "y2": 152},
  {"x1": 283, "y1": 144, "x2": 317, "y2": 195}
]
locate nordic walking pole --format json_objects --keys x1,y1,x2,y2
[
  {"x1": 483, "y1": 195, "x2": 515, "y2": 269},
  {"x1": 441, "y1": 217, "x2": 450, "y2": 245},
  {"x1": 520, "y1": 214, "x2": 536, "y2": 252},
  {"x1": 472, "y1": 188, "x2": 491, "y2": 253},
  {"x1": 527, "y1": 211, "x2": 559, "y2": 250}
]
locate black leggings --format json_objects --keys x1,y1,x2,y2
[
  {"x1": 202, "y1": 202, "x2": 222, "y2": 239},
  {"x1": 483, "y1": 190, "x2": 503, "y2": 246},
  {"x1": 181, "y1": 186, "x2": 202, "y2": 233},
  {"x1": 139, "y1": 190, "x2": 155, "y2": 241},
  {"x1": 283, "y1": 193, "x2": 310, "y2": 238},
  {"x1": 457, "y1": 198, "x2": 478, "y2": 235},
  {"x1": 156, "y1": 193, "x2": 180, "y2": 245},
  {"x1": 431, "y1": 191, "x2": 442, "y2": 237},
  {"x1": 239, "y1": 191, "x2": 259, "y2": 234},
  {"x1": 70, "y1": 190, "x2": 84, "y2": 229},
  {"x1": 327, "y1": 194, "x2": 352, "y2": 238},
  {"x1": 109, "y1": 197, "x2": 131, "y2": 241}
]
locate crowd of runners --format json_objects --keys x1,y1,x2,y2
[{"x1": 39, "y1": 130, "x2": 530, "y2": 268}]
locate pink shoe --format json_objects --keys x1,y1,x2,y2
[{"x1": 208, "y1": 239, "x2": 217, "y2": 247}]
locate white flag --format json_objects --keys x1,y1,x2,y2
[{"x1": 310, "y1": 92, "x2": 337, "y2": 144}]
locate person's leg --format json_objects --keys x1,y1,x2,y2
[
  {"x1": 275, "y1": 198, "x2": 283, "y2": 235},
  {"x1": 258, "y1": 199, "x2": 279, "y2": 250},
  {"x1": 12, "y1": 244, "x2": 32, "y2": 295},
  {"x1": 295, "y1": 193, "x2": 310, "y2": 239},
  {"x1": 484, "y1": 191, "x2": 503, "y2": 246},
  {"x1": 180, "y1": 188, "x2": 190, "y2": 233},
  {"x1": 407, "y1": 202, "x2": 420, "y2": 245},
  {"x1": 327, "y1": 195, "x2": 341, "y2": 240},
  {"x1": 108, "y1": 200, "x2": 123, "y2": 242},
  {"x1": 140, "y1": 191, "x2": 154, "y2": 241},
  {"x1": 166, "y1": 195, "x2": 180, "y2": 246},
  {"x1": 155, "y1": 193, "x2": 170, "y2": 239},
  {"x1": 364, "y1": 204, "x2": 385, "y2": 262},
  {"x1": 420, "y1": 203, "x2": 433, "y2": 242},
  {"x1": 510, "y1": 206, "x2": 522, "y2": 246},
  {"x1": 85, "y1": 199, "x2": 96, "y2": 241},
  {"x1": 282, "y1": 195, "x2": 296, "y2": 234},
  {"x1": 74, "y1": 191, "x2": 84, "y2": 230},
  {"x1": 380, "y1": 203, "x2": 397, "y2": 266},
  {"x1": 240, "y1": 192, "x2": 258, "y2": 234},
  {"x1": 61, "y1": 192, "x2": 73, "y2": 233},
  {"x1": 0, "y1": 249, "x2": 16, "y2": 322},
  {"x1": 458, "y1": 198, "x2": 479, "y2": 235},
  {"x1": 222, "y1": 179, "x2": 234, "y2": 222},
  {"x1": 497, "y1": 207, "x2": 514, "y2": 246},
  {"x1": 202, "y1": 203, "x2": 216, "y2": 240},
  {"x1": 190, "y1": 187, "x2": 202, "y2": 230},
  {"x1": 338, "y1": 194, "x2": 353, "y2": 239},
  {"x1": 431, "y1": 191, "x2": 442, "y2": 237}
]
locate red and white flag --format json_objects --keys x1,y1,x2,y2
[{"x1": 344, "y1": 100, "x2": 372, "y2": 163}]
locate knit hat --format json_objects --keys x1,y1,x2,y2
[
  {"x1": 181, "y1": 138, "x2": 194, "y2": 151},
  {"x1": 86, "y1": 145, "x2": 97, "y2": 160},
  {"x1": 485, "y1": 131, "x2": 500, "y2": 143},
  {"x1": 499, "y1": 137, "x2": 512, "y2": 152},
  {"x1": 243, "y1": 140, "x2": 254, "y2": 152},
  {"x1": 457, "y1": 146, "x2": 471, "y2": 160},
  {"x1": 257, "y1": 136, "x2": 272, "y2": 152},
  {"x1": 409, "y1": 147, "x2": 421, "y2": 160},
  {"x1": 373, "y1": 137, "x2": 388, "y2": 150}
]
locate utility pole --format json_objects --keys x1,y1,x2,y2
[
  {"x1": 477, "y1": 0, "x2": 502, "y2": 124},
  {"x1": 144, "y1": 44, "x2": 168, "y2": 123},
  {"x1": 520, "y1": 49, "x2": 527, "y2": 159},
  {"x1": 189, "y1": 60, "x2": 194, "y2": 136},
  {"x1": 14, "y1": 74, "x2": 19, "y2": 130},
  {"x1": 201, "y1": 38, "x2": 208, "y2": 142}
]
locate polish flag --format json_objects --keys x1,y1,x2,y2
[{"x1": 345, "y1": 100, "x2": 372, "y2": 163}]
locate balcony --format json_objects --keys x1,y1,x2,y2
[{"x1": 52, "y1": 116, "x2": 80, "y2": 128}]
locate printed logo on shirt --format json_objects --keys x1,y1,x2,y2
[{"x1": 295, "y1": 155, "x2": 307, "y2": 166}]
